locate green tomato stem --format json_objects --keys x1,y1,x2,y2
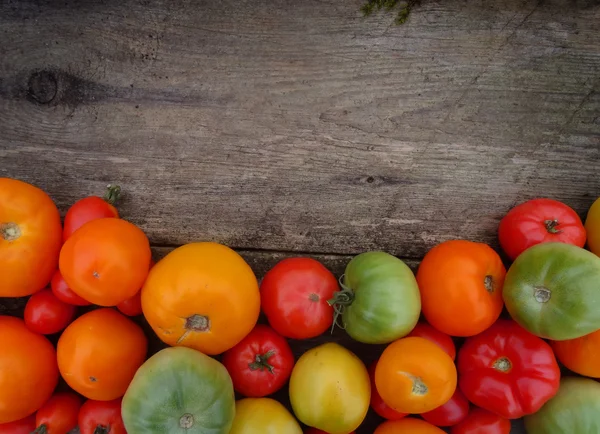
[
  {"x1": 248, "y1": 350, "x2": 276, "y2": 373},
  {"x1": 103, "y1": 184, "x2": 122, "y2": 205},
  {"x1": 32, "y1": 425, "x2": 48, "y2": 434},
  {"x1": 544, "y1": 219, "x2": 562, "y2": 234},
  {"x1": 326, "y1": 275, "x2": 356, "y2": 334}
]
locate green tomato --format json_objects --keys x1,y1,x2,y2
[
  {"x1": 122, "y1": 346, "x2": 235, "y2": 434},
  {"x1": 502, "y1": 242, "x2": 600, "y2": 340},
  {"x1": 524, "y1": 377, "x2": 600, "y2": 433},
  {"x1": 332, "y1": 251, "x2": 421, "y2": 344}
]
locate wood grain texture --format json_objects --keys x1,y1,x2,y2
[{"x1": 1, "y1": 0, "x2": 598, "y2": 258}]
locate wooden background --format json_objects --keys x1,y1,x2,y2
[{"x1": 1, "y1": 0, "x2": 600, "y2": 432}]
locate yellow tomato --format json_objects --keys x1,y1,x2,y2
[
  {"x1": 585, "y1": 197, "x2": 600, "y2": 256},
  {"x1": 289, "y1": 342, "x2": 370, "y2": 434},
  {"x1": 229, "y1": 398, "x2": 302, "y2": 434}
]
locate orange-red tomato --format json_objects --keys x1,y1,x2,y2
[
  {"x1": 416, "y1": 240, "x2": 506, "y2": 337},
  {"x1": 374, "y1": 418, "x2": 446, "y2": 433},
  {"x1": 59, "y1": 218, "x2": 151, "y2": 306},
  {"x1": 0, "y1": 178, "x2": 62, "y2": 297},
  {"x1": 368, "y1": 360, "x2": 407, "y2": 421},
  {"x1": 62, "y1": 185, "x2": 120, "y2": 242},
  {"x1": 57, "y1": 308, "x2": 147, "y2": 400},
  {"x1": 34, "y1": 392, "x2": 81, "y2": 434},
  {"x1": 407, "y1": 321, "x2": 456, "y2": 360},
  {"x1": 142, "y1": 242, "x2": 261, "y2": 355},
  {"x1": 375, "y1": 336, "x2": 457, "y2": 414},
  {"x1": 0, "y1": 316, "x2": 59, "y2": 423},
  {"x1": 0, "y1": 415, "x2": 36, "y2": 433},
  {"x1": 117, "y1": 260, "x2": 154, "y2": 317},
  {"x1": 551, "y1": 329, "x2": 600, "y2": 378}
]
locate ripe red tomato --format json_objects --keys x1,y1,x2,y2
[
  {"x1": 407, "y1": 321, "x2": 456, "y2": 360},
  {"x1": 368, "y1": 360, "x2": 407, "y2": 420},
  {"x1": 24, "y1": 289, "x2": 76, "y2": 335},
  {"x1": 260, "y1": 257, "x2": 339, "y2": 339},
  {"x1": 78, "y1": 399, "x2": 126, "y2": 434},
  {"x1": 0, "y1": 415, "x2": 36, "y2": 433},
  {"x1": 450, "y1": 407, "x2": 511, "y2": 434},
  {"x1": 117, "y1": 260, "x2": 154, "y2": 317},
  {"x1": 422, "y1": 388, "x2": 470, "y2": 427},
  {"x1": 51, "y1": 269, "x2": 91, "y2": 306},
  {"x1": 34, "y1": 392, "x2": 81, "y2": 434},
  {"x1": 222, "y1": 324, "x2": 294, "y2": 397},
  {"x1": 498, "y1": 198, "x2": 586, "y2": 260},
  {"x1": 62, "y1": 185, "x2": 121, "y2": 242}
]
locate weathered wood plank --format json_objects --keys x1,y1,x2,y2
[{"x1": 1, "y1": 0, "x2": 598, "y2": 259}]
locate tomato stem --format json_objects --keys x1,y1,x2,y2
[
  {"x1": 493, "y1": 356, "x2": 512, "y2": 372},
  {"x1": 544, "y1": 219, "x2": 562, "y2": 234},
  {"x1": 0, "y1": 222, "x2": 21, "y2": 241},
  {"x1": 326, "y1": 275, "x2": 355, "y2": 334},
  {"x1": 32, "y1": 424, "x2": 48, "y2": 434},
  {"x1": 249, "y1": 350, "x2": 276, "y2": 373},
  {"x1": 103, "y1": 184, "x2": 122, "y2": 205},
  {"x1": 93, "y1": 426, "x2": 110, "y2": 434}
]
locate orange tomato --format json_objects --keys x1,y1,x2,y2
[
  {"x1": 59, "y1": 218, "x2": 151, "y2": 306},
  {"x1": 374, "y1": 418, "x2": 446, "y2": 433},
  {"x1": 0, "y1": 316, "x2": 59, "y2": 423},
  {"x1": 416, "y1": 240, "x2": 506, "y2": 337},
  {"x1": 142, "y1": 242, "x2": 261, "y2": 355},
  {"x1": 0, "y1": 178, "x2": 62, "y2": 297},
  {"x1": 57, "y1": 308, "x2": 147, "y2": 400},
  {"x1": 551, "y1": 329, "x2": 600, "y2": 378},
  {"x1": 375, "y1": 336, "x2": 457, "y2": 414}
]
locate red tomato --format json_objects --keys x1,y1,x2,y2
[
  {"x1": 368, "y1": 360, "x2": 407, "y2": 421},
  {"x1": 457, "y1": 319, "x2": 560, "y2": 419},
  {"x1": 34, "y1": 392, "x2": 81, "y2": 434},
  {"x1": 422, "y1": 388, "x2": 470, "y2": 427},
  {"x1": 222, "y1": 324, "x2": 294, "y2": 397},
  {"x1": 24, "y1": 289, "x2": 76, "y2": 335},
  {"x1": 117, "y1": 259, "x2": 154, "y2": 317},
  {"x1": 260, "y1": 257, "x2": 339, "y2": 339},
  {"x1": 450, "y1": 407, "x2": 511, "y2": 434},
  {"x1": 0, "y1": 415, "x2": 36, "y2": 434},
  {"x1": 62, "y1": 185, "x2": 121, "y2": 242},
  {"x1": 498, "y1": 198, "x2": 586, "y2": 260},
  {"x1": 51, "y1": 269, "x2": 91, "y2": 306},
  {"x1": 407, "y1": 322, "x2": 456, "y2": 360},
  {"x1": 78, "y1": 399, "x2": 126, "y2": 434},
  {"x1": 305, "y1": 429, "x2": 355, "y2": 434}
]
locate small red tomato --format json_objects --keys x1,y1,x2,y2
[
  {"x1": 305, "y1": 429, "x2": 355, "y2": 434},
  {"x1": 117, "y1": 259, "x2": 154, "y2": 317},
  {"x1": 78, "y1": 399, "x2": 126, "y2": 434},
  {"x1": 51, "y1": 269, "x2": 91, "y2": 306},
  {"x1": 407, "y1": 321, "x2": 456, "y2": 360},
  {"x1": 222, "y1": 324, "x2": 294, "y2": 397},
  {"x1": 0, "y1": 415, "x2": 36, "y2": 434},
  {"x1": 498, "y1": 198, "x2": 586, "y2": 260},
  {"x1": 450, "y1": 407, "x2": 511, "y2": 434},
  {"x1": 260, "y1": 257, "x2": 339, "y2": 339},
  {"x1": 422, "y1": 388, "x2": 470, "y2": 427},
  {"x1": 24, "y1": 289, "x2": 76, "y2": 335},
  {"x1": 34, "y1": 392, "x2": 81, "y2": 434},
  {"x1": 368, "y1": 360, "x2": 407, "y2": 421},
  {"x1": 62, "y1": 185, "x2": 121, "y2": 242}
]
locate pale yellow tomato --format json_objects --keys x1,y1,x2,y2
[
  {"x1": 229, "y1": 398, "x2": 302, "y2": 434},
  {"x1": 585, "y1": 197, "x2": 600, "y2": 256},
  {"x1": 289, "y1": 342, "x2": 370, "y2": 434}
]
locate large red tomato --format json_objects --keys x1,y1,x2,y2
[
  {"x1": 498, "y1": 198, "x2": 586, "y2": 260},
  {"x1": 260, "y1": 257, "x2": 339, "y2": 339},
  {"x1": 0, "y1": 178, "x2": 62, "y2": 297},
  {"x1": 78, "y1": 399, "x2": 126, "y2": 434},
  {"x1": 33, "y1": 392, "x2": 81, "y2": 434},
  {"x1": 63, "y1": 185, "x2": 120, "y2": 241},
  {"x1": 450, "y1": 407, "x2": 511, "y2": 434}
]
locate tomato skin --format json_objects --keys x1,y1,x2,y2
[
  {"x1": 78, "y1": 399, "x2": 126, "y2": 434},
  {"x1": 585, "y1": 197, "x2": 600, "y2": 256},
  {"x1": 422, "y1": 388, "x2": 469, "y2": 427},
  {"x1": 450, "y1": 408, "x2": 511, "y2": 434},
  {"x1": 374, "y1": 418, "x2": 446, "y2": 433},
  {"x1": 59, "y1": 217, "x2": 152, "y2": 306},
  {"x1": 499, "y1": 198, "x2": 586, "y2": 261},
  {"x1": 289, "y1": 343, "x2": 370, "y2": 434},
  {"x1": 57, "y1": 308, "x2": 148, "y2": 401},
  {"x1": 0, "y1": 415, "x2": 36, "y2": 434},
  {"x1": 229, "y1": 398, "x2": 302, "y2": 434},
  {"x1": 368, "y1": 361, "x2": 407, "y2": 421},
  {"x1": 34, "y1": 392, "x2": 81, "y2": 434},
  {"x1": 63, "y1": 185, "x2": 120, "y2": 242},
  {"x1": 50, "y1": 269, "x2": 91, "y2": 306},
  {"x1": 305, "y1": 430, "x2": 355, "y2": 434},
  {"x1": 375, "y1": 337, "x2": 457, "y2": 414},
  {"x1": 417, "y1": 240, "x2": 506, "y2": 337},
  {"x1": 407, "y1": 321, "x2": 456, "y2": 360},
  {"x1": 0, "y1": 178, "x2": 62, "y2": 297},
  {"x1": 0, "y1": 316, "x2": 59, "y2": 424},
  {"x1": 551, "y1": 329, "x2": 600, "y2": 378},
  {"x1": 24, "y1": 289, "x2": 76, "y2": 334},
  {"x1": 222, "y1": 324, "x2": 294, "y2": 397},
  {"x1": 458, "y1": 319, "x2": 560, "y2": 419},
  {"x1": 260, "y1": 257, "x2": 338, "y2": 340},
  {"x1": 116, "y1": 290, "x2": 143, "y2": 316}
]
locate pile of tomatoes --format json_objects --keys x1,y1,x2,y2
[{"x1": 1, "y1": 176, "x2": 600, "y2": 434}]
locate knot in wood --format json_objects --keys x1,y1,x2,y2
[{"x1": 28, "y1": 70, "x2": 58, "y2": 104}]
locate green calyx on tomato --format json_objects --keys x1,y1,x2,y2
[
  {"x1": 103, "y1": 185, "x2": 121, "y2": 205},
  {"x1": 249, "y1": 350, "x2": 275, "y2": 373},
  {"x1": 503, "y1": 242, "x2": 600, "y2": 340},
  {"x1": 328, "y1": 251, "x2": 421, "y2": 344}
]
